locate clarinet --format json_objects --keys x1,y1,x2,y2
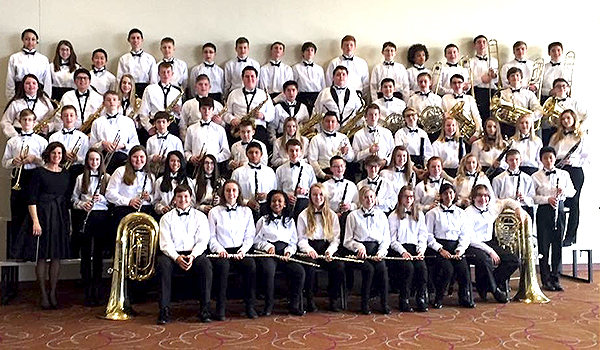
[
  {"x1": 80, "y1": 172, "x2": 105, "y2": 234},
  {"x1": 290, "y1": 166, "x2": 303, "y2": 213},
  {"x1": 339, "y1": 183, "x2": 349, "y2": 213},
  {"x1": 556, "y1": 139, "x2": 582, "y2": 169},
  {"x1": 137, "y1": 173, "x2": 148, "y2": 212},
  {"x1": 485, "y1": 138, "x2": 514, "y2": 177},
  {"x1": 515, "y1": 172, "x2": 521, "y2": 201}
]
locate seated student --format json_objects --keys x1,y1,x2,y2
[
  {"x1": 373, "y1": 78, "x2": 407, "y2": 119},
  {"x1": 406, "y1": 44, "x2": 431, "y2": 96},
  {"x1": 254, "y1": 190, "x2": 306, "y2": 316},
  {"x1": 156, "y1": 184, "x2": 213, "y2": 324},
  {"x1": 271, "y1": 117, "x2": 309, "y2": 169},
  {"x1": 208, "y1": 180, "x2": 258, "y2": 320},
  {"x1": 432, "y1": 116, "x2": 468, "y2": 177},
  {"x1": 307, "y1": 111, "x2": 354, "y2": 180},
  {"x1": 2, "y1": 109, "x2": 48, "y2": 258},
  {"x1": 470, "y1": 35, "x2": 499, "y2": 121},
  {"x1": 50, "y1": 40, "x2": 79, "y2": 101},
  {"x1": 194, "y1": 154, "x2": 225, "y2": 214},
  {"x1": 313, "y1": 66, "x2": 362, "y2": 130},
  {"x1": 394, "y1": 107, "x2": 434, "y2": 171},
  {"x1": 146, "y1": 112, "x2": 184, "y2": 176},
  {"x1": 276, "y1": 139, "x2": 316, "y2": 219},
  {"x1": 541, "y1": 42, "x2": 567, "y2": 103},
  {"x1": 180, "y1": 75, "x2": 225, "y2": 138},
  {"x1": 231, "y1": 141, "x2": 277, "y2": 219},
  {"x1": 269, "y1": 80, "x2": 310, "y2": 141},
  {"x1": 90, "y1": 49, "x2": 117, "y2": 95},
  {"x1": 370, "y1": 42, "x2": 409, "y2": 102},
  {"x1": 380, "y1": 145, "x2": 416, "y2": 195},
  {"x1": 117, "y1": 28, "x2": 157, "y2": 97},
  {"x1": 465, "y1": 184, "x2": 521, "y2": 303},
  {"x1": 325, "y1": 35, "x2": 369, "y2": 98},
  {"x1": 511, "y1": 113, "x2": 542, "y2": 175},
  {"x1": 89, "y1": 91, "x2": 140, "y2": 174},
  {"x1": 471, "y1": 118, "x2": 508, "y2": 179},
  {"x1": 541, "y1": 78, "x2": 587, "y2": 145},
  {"x1": 225, "y1": 66, "x2": 274, "y2": 149},
  {"x1": 549, "y1": 109, "x2": 588, "y2": 247},
  {"x1": 426, "y1": 183, "x2": 475, "y2": 309},
  {"x1": 184, "y1": 97, "x2": 230, "y2": 172},
  {"x1": 297, "y1": 183, "x2": 344, "y2": 312},
  {"x1": 435, "y1": 44, "x2": 470, "y2": 96},
  {"x1": 388, "y1": 185, "x2": 429, "y2": 312},
  {"x1": 2, "y1": 74, "x2": 54, "y2": 139},
  {"x1": 59, "y1": 68, "x2": 103, "y2": 130},
  {"x1": 441, "y1": 74, "x2": 483, "y2": 143},
  {"x1": 351, "y1": 103, "x2": 395, "y2": 165},
  {"x1": 139, "y1": 61, "x2": 184, "y2": 138},
  {"x1": 532, "y1": 146, "x2": 575, "y2": 291},
  {"x1": 259, "y1": 41, "x2": 293, "y2": 99},
  {"x1": 500, "y1": 41, "x2": 534, "y2": 90},
  {"x1": 407, "y1": 72, "x2": 443, "y2": 116},
  {"x1": 357, "y1": 155, "x2": 397, "y2": 215},
  {"x1": 71, "y1": 148, "x2": 110, "y2": 305},
  {"x1": 189, "y1": 43, "x2": 225, "y2": 102},
  {"x1": 229, "y1": 119, "x2": 268, "y2": 169},
  {"x1": 492, "y1": 149, "x2": 535, "y2": 219},
  {"x1": 223, "y1": 37, "x2": 260, "y2": 97},
  {"x1": 454, "y1": 153, "x2": 495, "y2": 208},
  {"x1": 156, "y1": 37, "x2": 188, "y2": 90},
  {"x1": 323, "y1": 156, "x2": 359, "y2": 234},
  {"x1": 344, "y1": 186, "x2": 391, "y2": 315},
  {"x1": 414, "y1": 156, "x2": 453, "y2": 213},
  {"x1": 154, "y1": 150, "x2": 195, "y2": 216},
  {"x1": 498, "y1": 67, "x2": 543, "y2": 136},
  {"x1": 292, "y1": 42, "x2": 326, "y2": 113},
  {"x1": 6, "y1": 28, "x2": 52, "y2": 100}
]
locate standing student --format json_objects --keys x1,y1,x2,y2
[
  {"x1": 90, "y1": 49, "x2": 117, "y2": 95},
  {"x1": 542, "y1": 78, "x2": 587, "y2": 145},
  {"x1": 407, "y1": 72, "x2": 443, "y2": 116},
  {"x1": 297, "y1": 183, "x2": 344, "y2": 312},
  {"x1": 325, "y1": 35, "x2": 369, "y2": 98},
  {"x1": 180, "y1": 75, "x2": 225, "y2": 138},
  {"x1": 6, "y1": 28, "x2": 52, "y2": 100},
  {"x1": 511, "y1": 113, "x2": 542, "y2": 175},
  {"x1": 2, "y1": 109, "x2": 48, "y2": 258},
  {"x1": 276, "y1": 139, "x2": 316, "y2": 219},
  {"x1": 307, "y1": 111, "x2": 354, "y2": 180},
  {"x1": 50, "y1": 40, "x2": 79, "y2": 101},
  {"x1": 117, "y1": 28, "x2": 157, "y2": 97},
  {"x1": 370, "y1": 41, "x2": 409, "y2": 102},
  {"x1": 406, "y1": 44, "x2": 430, "y2": 95},
  {"x1": 156, "y1": 37, "x2": 188, "y2": 90},
  {"x1": 194, "y1": 154, "x2": 224, "y2": 214},
  {"x1": 271, "y1": 117, "x2": 309, "y2": 169},
  {"x1": 388, "y1": 185, "x2": 429, "y2": 312},
  {"x1": 259, "y1": 41, "x2": 293, "y2": 99},
  {"x1": 351, "y1": 103, "x2": 395, "y2": 165},
  {"x1": 435, "y1": 44, "x2": 470, "y2": 96},
  {"x1": 432, "y1": 116, "x2": 468, "y2": 177},
  {"x1": 292, "y1": 42, "x2": 326, "y2": 113},
  {"x1": 454, "y1": 153, "x2": 494, "y2": 208},
  {"x1": 492, "y1": 149, "x2": 535, "y2": 220},
  {"x1": 394, "y1": 107, "x2": 434, "y2": 171},
  {"x1": 470, "y1": 35, "x2": 498, "y2": 121},
  {"x1": 313, "y1": 66, "x2": 362, "y2": 131},
  {"x1": 500, "y1": 41, "x2": 533, "y2": 90},
  {"x1": 12, "y1": 142, "x2": 70, "y2": 309},
  {"x1": 71, "y1": 149, "x2": 110, "y2": 305},
  {"x1": 223, "y1": 37, "x2": 260, "y2": 97},
  {"x1": 153, "y1": 150, "x2": 195, "y2": 217},
  {"x1": 380, "y1": 145, "x2": 416, "y2": 195},
  {"x1": 59, "y1": 68, "x2": 103, "y2": 130},
  {"x1": 254, "y1": 190, "x2": 306, "y2": 316},
  {"x1": 498, "y1": 67, "x2": 543, "y2": 136},
  {"x1": 356, "y1": 155, "x2": 397, "y2": 214},
  {"x1": 549, "y1": 110, "x2": 588, "y2": 247},
  {"x1": 2, "y1": 74, "x2": 54, "y2": 139},
  {"x1": 323, "y1": 156, "x2": 359, "y2": 239},
  {"x1": 269, "y1": 80, "x2": 310, "y2": 141},
  {"x1": 532, "y1": 146, "x2": 575, "y2": 291},
  {"x1": 146, "y1": 112, "x2": 184, "y2": 176},
  {"x1": 426, "y1": 183, "x2": 475, "y2": 309},
  {"x1": 441, "y1": 73, "x2": 483, "y2": 142},
  {"x1": 188, "y1": 43, "x2": 225, "y2": 102},
  {"x1": 344, "y1": 186, "x2": 391, "y2": 315},
  {"x1": 541, "y1": 42, "x2": 566, "y2": 103},
  {"x1": 156, "y1": 184, "x2": 213, "y2": 324},
  {"x1": 208, "y1": 180, "x2": 258, "y2": 320},
  {"x1": 373, "y1": 78, "x2": 407, "y2": 119}
]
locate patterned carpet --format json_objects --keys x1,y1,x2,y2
[{"x1": 0, "y1": 272, "x2": 598, "y2": 349}]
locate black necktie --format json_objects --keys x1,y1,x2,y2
[
  {"x1": 178, "y1": 210, "x2": 189, "y2": 216},
  {"x1": 270, "y1": 61, "x2": 281, "y2": 67},
  {"x1": 22, "y1": 49, "x2": 36, "y2": 55},
  {"x1": 383, "y1": 61, "x2": 394, "y2": 66},
  {"x1": 76, "y1": 90, "x2": 89, "y2": 98},
  {"x1": 447, "y1": 62, "x2": 458, "y2": 67},
  {"x1": 303, "y1": 61, "x2": 314, "y2": 67},
  {"x1": 237, "y1": 57, "x2": 247, "y2": 63},
  {"x1": 62, "y1": 129, "x2": 74, "y2": 135},
  {"x1": 249, "y1": 164, "x2": 261, "y2": 170},
  {"x1": 551, "y1": 62, "x2": 561, "y2": 67},
  {"x1": 323, "y1": 131, "x2": 335, "y2": 137},
  {"x1": 290, "y1": 162, "x2": 300, "y2": 168},
  {"x1": 106, "y1": 114, "x2": 117, "y2": 120},
  {"x1": 545, "y1": 170, "x2": 556, "y2": 176},
  {"x1": 342, "y1": 55, "x2": 353, "y2": 61},
  {"x1": 476, "y1": 56, "x2": 488, "y2": 61},
  {"x1": 204, "y1": 62, "x2": 214, "y2": 68},
  {"x1": 131, "y1": 51, "x2": 142, "y2": 57}
]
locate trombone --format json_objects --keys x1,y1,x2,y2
[
  {"x1": 11, "y1": 144, "x2": 29, "y2": 191},
  {"x1": 431, "y1": 61, "x2": 443, "y2": 95},
  {"x1": 564, "y1": 51, "x2": 575, "y2": 96},
  {"x1": 528, "y1": 58, "x2": 545, "y2": 100},
  {"x1": 459, "y1": 55, "x2": 475, "y2": 96},
  {"x1": 487, "y1": 39, "x2": 501, "y2": 105}
]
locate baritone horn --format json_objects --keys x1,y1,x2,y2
[
  {"x1": 448, "y1": 101, "x2": 477, "y2": 139},
  {"x1": 102, "y1": 212, "x2": 159, "y2": 320}
]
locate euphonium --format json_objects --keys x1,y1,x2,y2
[
  {"x1": 299, "y1": 112, "x2": 323, "y2": 139},
  {"x1": 418, "y1": 105, "x2": 444, "y2": 134},
  {"x1": 542, "y1": 96, "x2": 564, "y2": 128},
  {"x1": 11, "y1": 144, "x2": 29, "y2": 191},
  {"x1": 79, "y1": 104, "x2": 105, "y2": 134},
  {"x1": 490, "y1": 92, "x2": 536, "y2": 127},
  {"x1": 494, "y1": 209, "x2": 549, "y2": 304},
  {"x1": 448, "y1": 101, "x2": 477, "y2": 139},
  {"x1": 33, "y1": 101, "x2": 62, "y2": 134},
  {"x1": 103, "y1": 212, "x2": 160, "y2": 320},
  {"x1": 528, "y1": 58, "x2": 545, "y2": 100}
]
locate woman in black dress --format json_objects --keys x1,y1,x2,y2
[{"x1": 13, "y1": 141, "x2": 71, "y2": 309}]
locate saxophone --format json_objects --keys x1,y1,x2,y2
[
  {"x1": 231, "y1": 89, "x2": 269, "y2": 137},
  {"x1": 299, "y1": 112, "x2": 323, "y2": 139},
  {"x1": 165, "y1": 89, "x2": 184, "y2": 123},
  {"x1": 79, "y1": 104, "x2": 105, "y2": 134},
  {"x1": 339, "y1": 96, "x2": 367, "y2": 138},
  {"x1": 33, "y1": 101, "x2": 62, "y2": 134},
  {"x1": 127, "y1": 97, "x2": 142, "y2": 120}
]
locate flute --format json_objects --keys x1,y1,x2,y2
[
  {"x1": 254, "y1": 250, "x2": 320, "y2": 267},
  {"x1": 345, "y1": 254, "x2": 475, "y2": 261},
  {"x1": 295, "y1": 253, "x2": 363, "y2": 263},
  {"x1": 206, "y1": 253, "x2": 276, "y2": 259}
]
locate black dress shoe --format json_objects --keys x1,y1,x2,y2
[
  {"x1": 289, "y1": 307, "x2": 306, "y2": 316},
  {"x1": 306, "y1": 299, "x2": 318, "y2": 313},
  {"x1": 246, "y1": 307, "x2": 258, "y2": 319},
  {"x1": 415, "y1": 298, "x2": 428, "y2": 312},
  {"x1": 431, "y1": 295, "x2": 443, "y2": 309},
  {"x1": 459, "y1": 299, "x2": 476, "y2": 308},
  {"x1": 493, "y1": 288, "x2": 509, "y2": 303},
  {"x1": 399, "y1": 299, "x2": 413, "y2": 312},
  {"x1": 214, "y1": 312, "x2": 226, "y2": 322},
  {"x1": 262, "y1": 306, "x2": 273, "y2": 317},
  {"x1": 552, "y1": 281, "x2": 564, "y2": 291},
  {"x1": 199, "y1": 311, "x2": 212, "y2": 323},
  {"x1": 542, "y1": 283, "x2": 557, "y2": 291},
  {"x1": 477, "y1": 289, "x2": 488, "y2": 302},
  {"x1": 157, "y1": 307, "x2": 170, "y2": 325},
  {"x1": 562, "y1": 238, "x2": 574, "y2": 247},
  {"x1": 361, "y1": 302, "x2": 372, "y2": 315},
  {"x1": 329, "y1": 298, "x2": 342, "y2": 312},
  {"x1": 381, "y1": 304, "x2": 392, "y2": 315}
]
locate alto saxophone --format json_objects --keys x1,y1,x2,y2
[
  {"x1": 33, "y1": 101, "x2": 62, "y2": 134},
  {"x1": 231, "y1": 89, "x2": 269, "y2": 137},
  {"x1": 127, "y1": 97, "x2": 142, "y2": 120},
  {"x1": 165, "y1": 89, "x2": 184, "y2": 123},
  {"x1": 79, "y1": 104, "x2": 105, "y2": 134}
]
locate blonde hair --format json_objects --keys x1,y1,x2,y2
[
  {"x1": 278, "y1": 117, "x2": 302, "y2": 151},
  {"x1": 455, "y1": 153, "x2": 483, "y2": 186},
  {"x1": 512, "y1": 113, "x2": 541, "y2": 143},
  {"x1": 305, "y1": 183, "x2": 334, "y2": 241},
  {"x1": 550, "y1": 109, "x2": 583, "y2": 144},
  {"x1": 436, "y1": 116, "x2": 461, "y2": 142}
]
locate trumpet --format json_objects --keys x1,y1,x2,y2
[
  {"x1": 79, "y1": 104, "x2": 105, "y2": 134},
  {"x1": 103, "y1": 133, "x2": 121, "y2": 170},
  {"x1": 11, "y1": 144, "x2": 29, "y2": 191},
  {"x1": 165, "y1": 89, "x2": 184, "y2": 123},
  {"x1": 431, "y1": 61, "x2": 443, "y2": 95},
  {"x1": 528, "y1": 58, "x2": 545, "y2": 100},
  {"x1": 63, "y1": 137, "x2": 82, "y2": 170}
]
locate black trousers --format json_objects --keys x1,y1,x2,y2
[
  {"x1": 466, "y1": 240, "x2": 518, "y2": 294},
  {"x1": 474, "y1": 86, "x2": 495, "y2": 123},
  {"x1": 78, "y1": 210, "x2": 110, "y2": 286},
  {"x1": 8, "y1": 169, "x2": 34, "y2": 259},
  {"x1": 536, "y1": 204, "x2": 565, "y2": 285},
  {"x1": 563, "y1": 165, "x2": 584, "y2": 244},
  {"x1": 212, "y1": 247, "x2": 256, "y2": 309},
  {"x1": 157, "y1": 251, "x2": 212, "y2": 310},
  {"x1": 292, "y1": 198, "x2": 309, "y2": 220},
  {"x1": 135, "y1": 83, "x2": 149, "y2": 98},
  {"x1": 257, "y1": 241, "x2": 305, "y2": 310},
  {"x1": 432, "y1": 239, "x2": 472, "y2": 302},
  {"x1": 302, "y1": 240, "x2": 345, "y2": 300},
  {"x1": 358, "y1": 242, "x2": 389, "y2": 305},
  {"x1": 389, "y1": 244, "x2": 427, "y2": 300},
  {"x1": 105, "y1": 152, "x2": 128, "y2": 175}
]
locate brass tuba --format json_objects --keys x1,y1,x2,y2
[
  {"x1": 418, "y1": 105, "x2": 444, "y2": 134},
  {"x1": 103, "y1": 212, "x2": 160, "y2": 320},
  {"x1": 448, "y1": 101, "x2": 477, "y2": 139},
  {"x1": 494, "y1": 209, "x2": 550, "y2": 304}
]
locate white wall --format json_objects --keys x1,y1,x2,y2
[{"x1": 0, "y1": 0, "x2": 598, "y2": 267}]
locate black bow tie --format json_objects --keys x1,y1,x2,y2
[
  {"x1": 25, "y1": 97, "x2": 36, "y2": 103},
  {"x1": 383, "y1": 61, "x2": 394, "y2": 66},
  {"x1": 476, "y1": 56, "x2": 488, "y2": 61},
  {"x1": 160, "y1": 83, "x2": 171, "y2": 91},
  {"x1": 342, "y1": 55, "x2": 353, "y2": 61},
  {"x1": 509, "y1": 171, "x2": 520, "y2": 176},
  {"x1": 204, "y1": 62, "x2": 214, "y2": 68},
  {"x1": 135, "y1": 169, "x2": 145, "y2": 173},
  {"x1": 396, "y1": 167, "x2": 406, "y2": 173},
  {"x1": 90, "y1": 174, "x2": 99, "y2": 177},
  {"x1": 131, "y1": 51, "x2": 143, "y2": 57},
  {"x1": 243, "y1": 89, "x2": 255, "y2": 95},
  {"x1": 520, "y1": 135, "x2": 530, "y2": 140},
  {"x1": 415, "y1": 65, "x2": 425, "y2": 71},
  {"x1": 545, "y1": 170, "x2": 556, "y2": 176},
  {"x1": 60, "y1": 62, "x2": 69, "y2": 67},
  {"x1": 454, "y1": 94, "x2": 464, "y2": 99},
  {"x1": 163, "y1": 58, "x2": 174, "y2": 64},
  {"x1": 22, "y1": 50, "x2": 36, "y2": 55},
  {"x1": 466, "y1": 172, "x2": 477, "y2": 177},
  {"x1": 405, "y1": 210, "x2": 412, "y2": 215},
  {"x1": 21, "y1": 132, "x2": 33, "y2": 137},
  {"x1": 290, "y1": 162, "x2": 301, "y2": 168},
  {"x1": 368, "y1": 127, "x2": 377, "y2": 133},
  {"x1": 563, "y1": 131, "x2": 574, "y2": 136},
  {"x1": 271, "y1": 214, "x2": 282, "y2": 220},
  {"x1": 443, "y1": 209, "x2": 454, "y2": 213},
  {"x1": 555, "y1": 97, "x2": 567, "y2": 102},
  {"x1": 333, "y1": 85, "x2": 346, "y2": 91},
  {"x1": 417, "y1": 91, "x2": 430, "y2": 97},
  {"x1": 226, "y1": 206, "x2": 237, "y2": 212},
  {"x1": 445, "y1": 137, "x2": 455, "y2": 142},
  {"x1": 477, "y1": 207, "x2": 488, "y2": 214},
  {"x1": 383, "y1": 97, "x2": 394, "y2": 102},
  {"x1": 407, "y1": 128, "x2": 418, "y2": 133},
  {"x1": 323, "y1": 131, "x2": 336, "y2": 137},
  {"x1": 447, "y1": 62, "x2": 458, "y2": 67},
  {"x1": 200, "y1": 121, "x2": 211, "y2": 127},
  {"x1": 314, "y1": 211, "x2": 322, "y2": 215},
  {"x1": 334, "y1": 178, "x2": 344, "y2": 183},
  {"x1": 363, "y1": 212, "x2": 374, "y2": 218},
  {"x1": 516, "y1": 59, "x2": 526, "y2": 64},
  {"x1": 76, "y1": 90, "x2": 89, "y2": 98},
  {"x1": 177, "y1": 210, "x2": 190, "y2": 216},
  {"x1": 270, "y1": 61, "x2": 281, "y2": 67},
  {"x1": 249, "y1": 164, "x2": 261, "y2": 170},
  {"x1": 511, "y1": 88, "x2": 521, "y2": 93},
  {"x1": 241, "y1": 141, "x2": 249, "y2": 145},
  {"x1": 157, "y1": 134, "x2": 168, "y2": 140},
  {"x1": 106, "y1": 114, "x2": 118, "y2": 120},
  {"x1": 429, "y1": 178, "x2": 440, "y2": 184},
  {"x1": 367, "y1": 178, "x2": 379, "y2": 185},
  {"x1": 62, "y1": 129, "x2": 74, "y2": 135},
  {"x1": 237, "y1": 57, "x2": 247, "y2": 63},
  {"x1": 303, "y1": 61, "x2": 313, "y2": 67},
  {"x1": 550, "y1": 62, "x2": 561, "y2": 67},
  {"x1": 93, "y1": 67, "x2": 105, "y2": 74}
]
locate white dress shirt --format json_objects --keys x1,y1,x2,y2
[
  {"x1": 2, "y1": 132, "x2": 47, "y2": 170},
  {"x1": 225, "y1": 88, "x2": 274, "y2": 128},
  {"x1": 159, "y1": 206, "x2": 209, "y2": 260},
  {"x1": 89, "y1": 114, "x2": 140, "y2": 156},
  {"x1": 307, "y1": 131, "x2": 354, "y2": 178},
  {"x1": 441, "y1": 93, "x2": 482, "y2": 137},
  {"x1": 254, "y1": 215, "x2": 298, "y2": 255},
  {"x1": 388, "y1": 210, "x2": 428, "y2": 255},
  {"x1": 208, "y1": 204, "x2": 256, "y2": 254},
  {"x1": 426, "y1": 204, "x2": 470, "y2": 252},
  {"x1": 71, "y1": 172, "x2": 109, "y2": 211},
  {"x1": 324, "y1": 177, "x2": 359, "y2": 213},
  {"x1": 500, "y1": 58, "x2": 533, "y2": 89},
  {"x1": 153, "y1": 175, "x2": 195, "y2": 213},
  {"x1": 179, "y1": 96, "x2": 224, "y2": 137},
  {"x1": 270, "y1": 101, "x2": 310, "y2": 138},
  {"x1": 50, "y1": 62, "x2": 78, "y2": 89},
  {"x1": 370, "y1": 61, "x2": 410, "y2": 102},
  {"x1": 271, "y1": 136, "x2": 309, "y2": 169},
  {"x1": 223, "y1": 56, "x2": 261, "y2": 96},
  {"x1": 59, "y1": 89, "x2": 104, "y2": 129},
  {"x1": 292, "y1": 61, "x2": 326, "y2": 93},
  {"x1": 1, "y1": 96, "x2": 54, "y2": 138},
  {"x1": 325, "y1": 55, "x2": 370, "y2": 97},
  {"x1": 470, "y1": 139, "x2": 507, "y2": 168},
  {"x1": 48, "y1": 128, "x2": 89, "y2": 166},
  {"x1": 394, "y1": 126, "x2": 434, "y2": 161},
  {"x1": 374, "y1": 96, "x2": 407, "y2": 119},
  {"x1": 352, "y1": 125, "x2": 395, "y2": 164},
  {"x1": 259, "y1": 61, "x2": 293, "y2": 93},
  {"x1": 6, "y1": 49, "x2": 52, "y2": 100},
  {"x1": 542, "y1": 96, "x2": 587, "y2": 129},
  {"x1": 532, "y1": 167, "x2": 576, "y2": 205},
  {"x1": 470, "y1": 55, "x2": 498, "y2": 89},
  {"x1": 276, "y1": 160, "x2": 317, "y2": 199},
  {"x1": 453, "y1": 172, "x2": 495, "y2": 203},
  {"x1": 231, "y1": 163, "x2": 277, "y2": 204},
  {"x1": 184, "y1": 121, "x2": 230, "y2": 163},
  {"x1": 492, "y1": 169, "x2": 535, "y2": 207},
  {"x1": 465, "y1": 199, "x2": 520, "y2": 253},
  {"x1": 414, "y1": 177, "x2": 450, "y2": 213},
  {"x1": 147, "y1": 132, "x2": 184, "y2": 159},
  {"x1": 139, "y1": 83, "x2": 183, "y2": 131},
  {"x1": 90, "y1": 67, "x2": 117, "y2": 94},
  {"x1": 357, "y1": 176, "x2": 397, "y2": 213},
  {"x1": 499, "y1": 87, "x2": 543, "y2": 120},
  {"x1": 117, "y1": 50, "x2": 158, "y2": 84},
  {"x1": 313, "y1": 86, "x2": 362, "y2": 127},
  {"x1": 436, "y1": 63, "x2": 470, "y2": 96},
  {"x1": 157, "y1": 57, "x2": 188, "y2": 89},
  {"x1": 407, "y1": 91, "x2": 442, "y2": 114},
  {"x1": 106, "y1": 166, "x2": 155, "y2": 206},
  {"x1": 189, "y1": 62, "x2": 225, "y2": 96},
  {"x1": 432, "y1": 138, "x2": 468, "y2": 169},
  {"x1": 550, "y1": 133, "x2": 589, "y2": 168},
  {"x1": 344, "y1": 208, "x2": 390, "y2": 257},
  {"x1": 406, "y1": 65, "x2": 430, "y2": 94},
  {"x1": 380, "y1": 167, "x2": 416, "y2": 195},
  {"x1": 541, "y1": 61, "x2": 565, "y2": 97},
  {"x1": 511, "y1": 135, "x2": 542, "y2": 168},
  {"x1": 230, "y1": 139, "x2": 268, "y2": 166},
  {"x1": 297, "y1": 208, "x2": 341, "y2": 256}
]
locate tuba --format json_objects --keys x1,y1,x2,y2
[
  {"x1": 418, "y1": 105, "x2": 444, "y2": 134},
  {"x1": 103, "y1": 212, "x2": 160, "y2": 320},
  {"x1": 495, "y1": 209, "x2": 550, "y2": 304},
  {"x1": 448, "y1": 101, "x2": 477, "y2": 139}
]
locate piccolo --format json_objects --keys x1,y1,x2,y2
[
  {"x1": 254, "y1": 250, "x2": 320, "y2": 267},
  {"x1": 295, "y1": 253, "x2": 363, "y2": 263}
]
